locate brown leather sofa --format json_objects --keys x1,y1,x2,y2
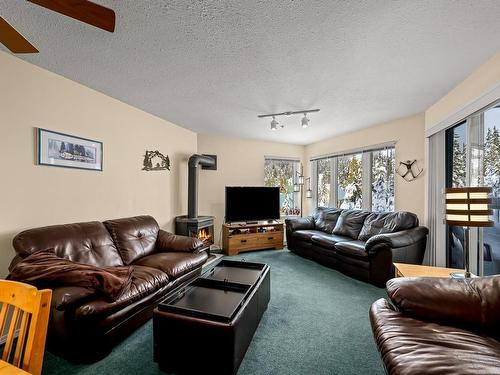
[
  {"x1": 285, "y1": 207, "x2": 428, "y2": 286},
  {"x1": 370, "y1": 276, "x2": 500, "y2": 374},
  {"x1": 9, "y1": 215, "x2": 208, "y2": 362}
]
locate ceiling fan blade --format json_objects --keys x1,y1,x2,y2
[
  {"x1": 0, "y1": 16, "x2": 38, "y2": 53},
  {"x1": 28, "y1": 0, "x2": 115, "y2": 32}
]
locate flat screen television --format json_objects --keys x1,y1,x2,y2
[{"x1": 225, "y1": 186, "x2": 280, "y2": 222}]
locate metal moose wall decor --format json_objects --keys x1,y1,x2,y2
[
  {"x1": 142, "y1": 150, "x2": 170, "y2": 171},
  {"x1": 396, "y1": 159, "x2": 423, "y2": 182}
]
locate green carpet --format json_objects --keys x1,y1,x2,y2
[{"x1": 42, "y1": 249, "x2": 386, "y2": 375}]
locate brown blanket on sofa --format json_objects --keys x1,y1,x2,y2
[{"x1": 9, "y1": 249, "x2": 133, "y2": 301}]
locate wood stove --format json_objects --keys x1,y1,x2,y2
[
  {"x1": 175, "y1": 216, "x2": 214, "y2": 247},
  {"x1": 175, "y1": 154, "x2": 215, "y2": 249}
]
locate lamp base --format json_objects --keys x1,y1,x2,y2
[{"x1": 450, "y1": 271, "x2": 471, "y2": 279}]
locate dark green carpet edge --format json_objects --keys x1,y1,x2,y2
[{"x1": 43, "y1": 250, "x2": 386, "y2": 375}]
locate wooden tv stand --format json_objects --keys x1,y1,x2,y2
[{"x1": 222, "y1": 221, "x2": 284, "y2": 256}]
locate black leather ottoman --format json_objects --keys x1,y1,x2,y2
[{"x1": 153, "y1": 260, "x2": 270, "y2": 375}]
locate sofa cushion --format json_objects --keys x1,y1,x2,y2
[
  {"x1": 292, "y1": 230, "x2": 323, "y2": 242},
  {"x1": 370, "y1": 298, "x2": 500, "y2": 375},
  {"x1": 132, "y1": 251, "x2": 208, "y2": 280},
  {"x1": 332, "y1": 210, "x2": 370, "y2": 238},
  {"x1": 103, "y1": 216, "x2": 160, "y2": 264},
  {"x1": 311, "y1": 233, "x2": 354, "y2": 249},
  {"x1": 313, "y1": 207, "x2": 343, "y2": 233},
  {"x1": 334, "y1": 240, "x2": 368, "y2": 258},
  {"x1": 358, "y1": 211, "x2": 419, "y2": 241},
  {"x1": 12, "y1": 221, "x2": 124, "y2": 267},
  {"x1": 74, "y1": 265, "x2": 169, "y2": 319}
]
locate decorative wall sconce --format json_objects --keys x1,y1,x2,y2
[
  {"x1": 305, "y1": 177, "x2": 312, "y2": 198},
  {"x1": 294, "y1": 167, "x2": 304, "y2": 192},
  {"x1": 396, "y1": 159, "x2": 423, "y2": 181},
  {"x1": 306, "y1": 177, "x2": 312, "y2": 198},
  {"x1": 292, "y1": 166, "x2": 312, "y2": 217},
  {"x1": 298, "y1": 173, "x2": 304, "y2": 186}
]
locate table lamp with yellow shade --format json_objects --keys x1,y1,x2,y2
[{"x1": 445, "y1": 187, "x2": 493, "y2": 278}]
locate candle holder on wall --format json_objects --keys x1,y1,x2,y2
[{"x1": 293, "y1": 167, "x2": 313, "y2": 217}]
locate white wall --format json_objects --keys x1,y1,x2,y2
[
  {"x1": 426, "y1": 52, "x2": 500, "y2": 131},
  {"x1": 0, "y1": 51, "x2": 197, "y2": 277},
  {"x1": 197, "y1": 134, "x2": 305, "y2": 246}
]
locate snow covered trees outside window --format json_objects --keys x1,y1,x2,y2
[
  {"x1": 337, "y1": 154, "x2": 363, "y2": 209},
  {"x1": 448, "y1": 120, "x2": 500, "y2": 196},
  {"x1": 372, "y1": 148, "x2": 395, "y2": 212},
  {"x1": 484, "y1": 126, "x2": 500, "y2": 197},
  {"x1": 450, "y1": 123, "x2": 467, "y2": 188},
  {"x1": 264, "y1": 158, "x2": 301, "y2": 216},
  {"x1": 317, "y1": 159, "x2": 331, "y2": 207}
]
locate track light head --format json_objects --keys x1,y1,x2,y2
[
  {"x1": 270, "y1": 116, "x2": 278, "y2": 131},
  {"x1": 301, "y1": 113, "x2": 310, "y2": 128}
]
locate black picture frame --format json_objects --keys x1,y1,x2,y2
[{"x1": 37, "y1": 128, "x2": 103, "y2": 171}]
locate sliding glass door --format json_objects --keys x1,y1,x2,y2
[
  {"x1": 445, "y1": 121, "x2": 467, "y2": 269},
  {"x1": 474, "y1": 104, "x2": 500, "y2": 275},
  {"x1": 445, "y1": 102, "x2": 500, "y2": 275}
]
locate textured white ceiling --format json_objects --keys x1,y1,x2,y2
[{"x1": 1, "y1": 1, "x2": 500, "y2": 144}]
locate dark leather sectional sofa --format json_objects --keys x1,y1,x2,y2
[
  {"x1": 285, "y1": 207, "x2": 428, "y2": 286},
  {"x1": 9, "y1": 215, "x2": 208, "y2": 361},
  {"x1": 370, "y1": 276, "x2": 500, "y2": 374}
]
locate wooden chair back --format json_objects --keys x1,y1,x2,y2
[{"x1": 0, "y1": 280, "x2": 52, "y2": 375}]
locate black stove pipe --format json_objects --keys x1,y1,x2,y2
[{"x1": 188, "y1": 154, "x2": 215, "y2": 219}]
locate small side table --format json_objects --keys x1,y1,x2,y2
[{"x1": 394, "y1": 263, "x2": 468, "y2": 278}]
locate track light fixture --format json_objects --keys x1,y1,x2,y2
[
  {"x1": 301, "y1": 113, "x2": 310, "y2": 128},
  {"x1": 258, "y1": 109, "x2": 320, "y2": 131},
  {"x1": 270, "y1": 116, "x2": 278, "y2": 131}
]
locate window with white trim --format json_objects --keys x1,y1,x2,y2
[{"x1": 311, "y1": 145, "x2": 395, "y2": 212}]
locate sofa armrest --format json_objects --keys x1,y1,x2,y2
[
  {"x1": 285, "y1": 216, "x2": 315, "y2": 232},
  {"x1": 156, "y1": 229, "x2": 204, "y2": 253},
  {"x1": 386, "y1": 276, "x2": 500, "y2": 337},
  {"x1": 365, "y1": 226, "x2": 428, "y2": 252}
]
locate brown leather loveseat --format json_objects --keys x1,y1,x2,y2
[
  {"x1": 285, "y1": 207, "x2": 428, "y2": 286},
  {"x1": 370, "y1": 276, "x2": 500, "y2": 374},
  {"x1": 9, "y1": 215, "x2": 208, "y2": 362}
]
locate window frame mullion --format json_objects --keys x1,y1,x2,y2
[
  {"x1": 311, "y1": 160, "x2": 318, "y2": 208},
  {"x1": 331, "y1": 157, "x2": 338, "y2": 207},
  {"x1": 361, "y1": 152, "x2": 372, "y2": 210}
]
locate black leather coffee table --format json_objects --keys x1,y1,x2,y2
[{"x1": 153, "y1": 259, "x2": 270, "y2": 375}]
